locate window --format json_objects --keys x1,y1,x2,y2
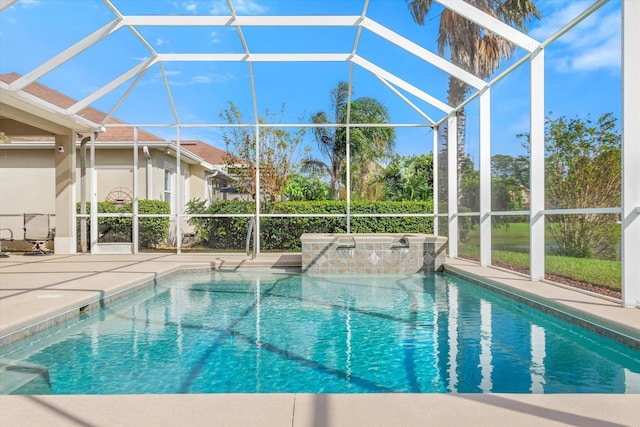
[{"x1": 164, "y1": 168, "x2": 174, "y2": 213}]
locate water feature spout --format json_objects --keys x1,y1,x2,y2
[
  {"x1": 391, "y1": 235, "x2": 411, "y2": 249},
  {"x1": 336, "y1": 236, "x2": 356, "y2": 258}
]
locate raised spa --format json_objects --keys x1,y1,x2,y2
[{"x1": 301, "y1": 233, "x2": 447, "y2": 274}]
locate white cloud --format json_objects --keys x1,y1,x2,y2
[
  {"x1": 191, "y1": 75, "x2": 212, "y2": 84},
  {"x1": 183, "y1": 1, "x2": 197, "y2": 13},
  {"x1": 5, "y1": 0, "x2": 39, "y2": 11},
  {"x1": 570, "y1": 35, "x2": 620, "y2": 72},
  {"x1": 233, "y1": 0, "x2": 267, "y2": 14},
  {"x1": 209, "y1": 0, "x2": 230, "y2": 15},
  {"x1": 19, "y1": 0, "x2": 40, "y2": 8},
  {"x1": 210, "y1": 31, "x2": 220, "y2": 43},
  {"x1": 530, "y1": 2, "x2": 592, "y2": 41},
  {"x1": 210, "y1": 0, "x2": 267, "y2": 15},
  {"x1": 168, "y1": 73, "x2": 235, "y2": 86},
  {"x1": 530, "y1": 2, "x2": 620, "y2": 74},
  {"x1": 156, "y1": 38, "x2": 168, "y2": 47}
]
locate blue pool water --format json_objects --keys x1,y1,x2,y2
[{"x1": 1, "y1": 270, "x2": 639, "y2": 394}]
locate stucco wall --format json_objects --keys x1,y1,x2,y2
[
  {"x1": 0, "y1": 149, "x2": 55, "y2": 239},
  {"x1": 0, "y1": 146, "x2": 208, "y2": 248},
  {"x1": 188, "y1": 164, "x2": 207, "y2": 202},
  {"x1": 77, "y1": 148, "x2": 148, "y2": 202}
]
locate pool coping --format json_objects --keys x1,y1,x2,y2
[
  {"x1": 443, "y1": 260, "x2": 640, "y2": 350},
  {"x1": 1, "y1": 393, "x2": 639, "y2": 427}
]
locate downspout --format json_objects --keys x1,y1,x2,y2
[
  {"x1": 143, "y1": 146, "x2": 152, "y2": 199},
  {"x1": 207, "y1": 170, "x2": 219, "y2": 204},
  {"x1": 80, "y1": 133, "x2": 98, "y2": 253}
]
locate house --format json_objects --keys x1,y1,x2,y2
[{"x1": 0, "y1": 72, "x2": 240, "y2": 253}]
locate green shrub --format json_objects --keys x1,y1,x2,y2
[
  {"x1": 76, "y1": 201, "x2": 124, "y2": 244},
  {"x1": 77, "y1": 200, "x2": 170, "y2": 248},
  {"x1": 130, "y1": 200, "x2": 170, "y2": 248},
  {"x1": 186, "y1": 199, "x2": 434, "y2": 251},
  {"x1": 186, "y1": 199, "x2": 253, "y2": 249}
]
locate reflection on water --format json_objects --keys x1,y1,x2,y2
[{"x1": 1, "y1": 271, "x2": 639, "y2": 394}]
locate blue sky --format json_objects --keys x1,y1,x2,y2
[{"x1": 0, "y1": 0, "x2": 622, "y2": 163}]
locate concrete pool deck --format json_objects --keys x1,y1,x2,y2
[{"x1": 1, "y1": 253, "x2": 639, "y2": 426}]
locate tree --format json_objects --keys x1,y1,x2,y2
[
  {"x1": 346, "y1": 97, "x2": 397, "y2": 198},
  {"x1": 407, "y1": 0, "x2": 540, "y2": 107},
  {"x1": 407, "y1": 0, "x2": 540, "y2": 205},
  {"x1": 283, "y1": 173, "x2": 330, "y2": 201},
  {"x1": 302, "y1": 82, "x2": 396, "y2": 199},
  {"x1": 219, "y1": 101, "x2": 305, "y2": 202},
  {"x1": 519, "y1": 113, "x2": 621, "y2": 258},
  {"x1": 491, "y1": 154, "x2": 529, "y2": 211},
  {"x1": 377, "y1": 153, "x2": 434, "y2": 201}
]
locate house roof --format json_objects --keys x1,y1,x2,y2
[
  {"x1": 178, "y1": 140, "x2": 233, "y2": 166},
  {"x1": 0, "y1": 72, "x2": 162, "y2": 142},
  {"x1": 0, "y1": 72, "x2": 235, "y2": 168}
]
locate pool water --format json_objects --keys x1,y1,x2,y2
[{"x1": 2, "y1": 271, "x2": 639, "y2": 394}]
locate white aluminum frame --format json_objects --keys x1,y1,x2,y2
[
  {"x1": 479, "y1": 89, "x2": 491, "y2": 267},
  {"x1": 447, "y1": 115, "x2": 458, "y2": 259},
  {"x1": 1, "y1": 0, "x2": 637, "y2": 307},
  {"x1": 622, "y1": 0, "x2": 640, "y2": 307},
  {"x1": 529, "y1": 48, "x2": 545, "y2": 281}
]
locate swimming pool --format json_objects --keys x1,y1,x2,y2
[{"x1": 1, "y1": 270, "x2": 639, "y2": 394}]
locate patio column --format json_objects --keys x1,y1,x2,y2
[
  {"x1": 479, "y1": 88, "x2": 491, "y2": 266},
  {"x1": 447, "y1": 115, "x2": 458, "y2": 258},
  {"x1": 433, "y1": 126, "x2": 439, "y2": 235},
  {"x1": 529, "y1": 48, "x2": 545, "y2": 281},
  {"x1": 132, "y1": 127, "x2": 139, "y2": 254},
  {"x1": 54, "y1": 130, "x2": 77, "y2": 254},
  {"x1": 622, "y1": 0, "x2": 640, "y2": 308},
  {"x1": 90, "y1": 133, "x2": 98, "y2": 251},
  {"x1": 176, "y1": 127, "x2": 182, "y2": 254},
  {"x1": 254, "y1": 125, "x2": 261, "y2": 256}
]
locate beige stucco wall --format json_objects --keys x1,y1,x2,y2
[
  {"x1": 77, "y1": 148, "x2": 147, "y2": 202},
  {"x1": 0, "y1": 146, "x2": 208, "y2": 248},
  {"x1": 0, "y1": 149, "x2": 55, "y2": 241},
  {"x1": 188, "y1": 164, "x2": 207, "y2": 202},
  {"x1": 77, "y1": 147, "x2": 198, "y2": 204}
]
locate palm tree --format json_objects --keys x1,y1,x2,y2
[
  {"x1": 407, "y1": 0, "x2": 540, "y2": 204},
  {"x1": 303, "y1": 82, "x2": 396, "y2": 199},
  {"x1": 407, "y1": 0, "x2": 540, "y2": 107}
]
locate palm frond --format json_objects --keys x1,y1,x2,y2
[
  {"x1": 406, "y1": 0, "x2": 436, "y2": 26},
  {"x1": 301, "y1": 159, "x2": 332, "y2": 178}
]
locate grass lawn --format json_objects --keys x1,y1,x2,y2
[
  {"x1": 465, "y1": 221, "x2": 559, "y2": 248},
  {"x1": 459, "y1": 223, "x2": 621, "y2": 292}
]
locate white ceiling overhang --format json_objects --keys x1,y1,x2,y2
[{"x1": 0, "y1": 81, "x2": 101, "y2": 134}]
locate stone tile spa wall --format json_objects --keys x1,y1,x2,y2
[{"x1": 301, "y1": 233, "x2": 447, "y2": 274}]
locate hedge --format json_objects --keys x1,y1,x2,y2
[
  {"x1": 185, "y1": 199, "x2": 434, "y2": 251},
  {"x1": 77, "y1": 200, "x2": 170, "y2": 248}
]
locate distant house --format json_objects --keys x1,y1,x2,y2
[{"x1": 0, "y1": 72, "x2": 241, "y2": 252}]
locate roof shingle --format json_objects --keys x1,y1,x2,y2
[
  {"x1": 1, "y1": 72, "x2": 162, "y2": 141},
  {"x1": 1, "y1": 72, "x2": 234, "y2": 166}
]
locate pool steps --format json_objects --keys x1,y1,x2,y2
[{"x1": 0, "y1": 359, "x2": 51, "y2": 395}]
